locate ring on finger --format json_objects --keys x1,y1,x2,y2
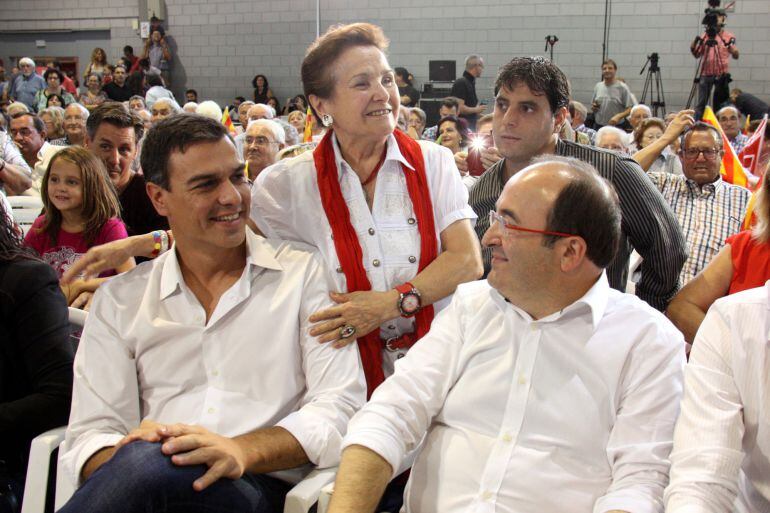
[{"x1": 339, "y1": 324, "x2": 357, "y2": 339}]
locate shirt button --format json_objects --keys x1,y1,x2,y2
[
  {"x1": 212, "y1": 370, "x2": 219, "y2": 377},
  {"x1": 519, "y1": 375, "x2": 527, "y2": 385},
  {"x1": 372, "y1": 259, "x2": 380, "y2": 267},
  {"x1": 481, "y1": 490, "x2": 493, "y2": 501},
  {"x1": 407, "y1": 217, "x2": 416, "y2": 225},
  {"x1": 207, "y1": 407, "x2": 216, "y2": 414},
  {"x1": 368, "y1": 227, "x2": 375, "y2": 235},
  {"x1": 336, "y1": 266, "x2": 343, "y2": 273},
  {"x1": 502, "y1": 433, "x2": 513, "y2": 442},
  {"x1": 408, "y1": 255, "x2": 416, "y2": 263}
]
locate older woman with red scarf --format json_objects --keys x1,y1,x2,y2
[{"x1": 251, "y1": 23, "x2": 482, "y2": 395}]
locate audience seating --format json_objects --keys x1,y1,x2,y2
[{"x1": 8, "y1": 196, "x2": 43, "y2": 235}]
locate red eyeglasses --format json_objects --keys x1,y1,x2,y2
[{"x1": 488, "y1": 210, "x2": 574, "y2": 238}]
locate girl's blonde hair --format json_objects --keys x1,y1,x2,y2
[{"x1": 40, "y1": 146, "x2": 122, "y2": 246}]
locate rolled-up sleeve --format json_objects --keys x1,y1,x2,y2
[
  {"x1": 420, "y1": 141, "x2": 477, "y2": 233},
  {"x1": 275, "y1": 252, "x2": 366, "y2": 468},
  {"x1": 593, "y1": 320, "x2": 686, "y2": 513},
  {"x1": 342, "y1": 294, "x2": 465, "y2": 477},
  {"x1": 59, "y1": 290, "x2": 141, "y2": 488}
]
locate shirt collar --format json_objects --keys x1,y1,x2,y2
[
  {"x1": 159, "y1": 228, "x2": 283, "y2": 300},
  {"x1": 462, "y1": 70, "x2": 476, "y2": 83},
  {"x1": 685, "y1": 175, "x2": 722, "y2": 195},
  {"x1": 331, "y1": 131, "x2": 414, "y2": 174},
  {"x1": 37, "y1": 141, "x2": 51, "y2": 159},
  {"x1": 491, "y1": 272, "x2": 610, "y2": 330}
]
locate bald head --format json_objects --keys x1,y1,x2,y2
[{"x1": 717, "y1": 105, "x2": 741, "y2": 140}]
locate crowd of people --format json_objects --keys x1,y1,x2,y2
[{"x1": 1, "y1": 14, "x2": 770, "y2": 513}]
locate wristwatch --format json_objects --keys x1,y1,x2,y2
[{"x1": 396, "y1": 282, "x2": 422, "y2": 317}]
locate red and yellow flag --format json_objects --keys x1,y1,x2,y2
[
  {"x1": 738, "y1": 115, "x2": 768, "y2": 177},
  {"x1": 221, "y1": 106, "x2": 236, "y2": 135},
  {"x1": 702, "y1": 106, "x2": 750, "y2": 188},
  {"x1": 303, "y1": 106, "x2": 314, "y2": 143}
]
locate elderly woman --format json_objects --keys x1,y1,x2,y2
[
  {"x1": 38, "y1": 106, "x2": 66, "y2": 141},
  {"x1": 631, "y1": 117, "x2": 683, "y2": 175},
  {"x1": 252, "y1": 23, "x2": 481, "y2": 393},
  {"x1": 406, "y1": 107, "x2": 426, "y2": 140},
  {"x1": 79, "y1": 73, "x2": 108, "y2": 111},
  {"x1": 34, "y1": 68, "x2": 76, "y2": 112},
  {"x1": 150, "y1": 97, "x2": 181, "y2": 124},
  {"x1": 667, "y1": 161, "x2": 770, "y2": 344},
  {"x1": 63, "y1": 23, "x2": 482, "y2": 398},
  {"x1": 436, "y1": 115, "x2": 470, "y2": 155}
]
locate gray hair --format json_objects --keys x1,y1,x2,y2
[
  {"x1": 195, "y1": 100, "x2": 221, "y2": 121},
  {"x1": 465, "y1": 54, "x2": 482, "y2": 70},
  {"x1": 248, "y1": 118, "x2": 285, "y2": 146},
  {"x1": 630, "y1": 104, "x2": 652, "y2": 117},
  {"x1": 410, "y1": 107, "x2": 426, "y2": 125},
  {"x1": 18, "y1": 57, "x2": 35, "y2": 68},
  {"x1": 595, "y1": 126, "x2": 630, "y2": 149},
  {"x1": 252, "y1": 103, "x2": 276, "y2": 119},
  {"x1": 155, "y1": 97, "x2": 182, "y2": 112},
  {"x1": 65, "y1": 102, "x2": 89, "y2": 119}
]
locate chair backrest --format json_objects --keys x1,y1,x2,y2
[{"x1": 8, "y1": 195, "x2": 43, "y2": 235}]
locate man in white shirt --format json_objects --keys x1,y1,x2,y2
[
  {"x1": 58, "y1": 114, "x2": 366, "y2": 513},
  {"x1": 665, "y1": 282, "x2": 770, "y2": 512},
  {"x1": 328, "y1": 156, "x2": 686, "y2": 513}
]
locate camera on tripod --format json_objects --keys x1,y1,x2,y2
[{"x1": 701, "y1": 0, "x2": 726, "y2": 38}]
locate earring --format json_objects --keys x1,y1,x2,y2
[{"x1": 322, "y1": 114, "x2": 334, "y2": 127}]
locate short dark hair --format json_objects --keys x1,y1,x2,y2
[
  {"x1": 146, "y1": 74, "x2": 163, "y2": 88},
  {"x1": 679, "y1": 121, "x2": 723, "y2": 150},
  {"x1": 43, "y1": 68, "x2": 62, "y2": 81},
  {"x1": 11, "y1": 112, "x2": 46, "y2": 134},
  {"x1": 441, "y1": 97, "x2": 460, "y2": 111},
  {"x1": 123, "y1": 45, "x2": 134, "y2": 54},
  {"x1": 234, "y1": 95, "x2": 245, "y2": 102},
  {"x1": 186, "y1": 89, "x2": 198, "y2": 96},
  {"x1": 141, "y1": 114, "x2": 230, "y2": 190},
  {"x1": 602, "y1": 59, "x2": 617, "y2": 69},
  {"x1": 437, "y1": 115, "x2": 470, "y2": 146},
  {"x1": 86, "y1": 102, "x2": 143, "y2": 143},
  {"x1": 534, "y1": 155, "x2": 621, "y2": 269},
  {"x1": 495, "y1": 57, "x2": 570, "y2": 113}
]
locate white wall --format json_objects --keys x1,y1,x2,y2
[{"x1": 2, "y1": 0, "x2": 769, "y2": 111}]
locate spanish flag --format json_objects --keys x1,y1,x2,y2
[
  {"x1": 222, "y1": 106, "x2": 236, "y2": 135},
  {"x1": 303, "y1": 106, "x2": 314, "y2": 143},
  {"x1": 702, "y1": 106, "x2": 750, "y2": 188}
]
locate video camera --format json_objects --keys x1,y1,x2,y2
[{"x1": 701, "y1": 0, "x2": 726, "y2": 38}]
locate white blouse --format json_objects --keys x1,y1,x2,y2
[{"x1": 251, "y1": 133, "x2": 476, "y2": 369}]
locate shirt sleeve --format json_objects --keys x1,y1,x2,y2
[
  {"x1": 593, "y1": 317, "x2": 686, "y2": 513},
  {"x1": 612, "y1": 157, "x2": 687, "y2": 311},
  {"x1": 251, "y1": 160, "x2": 296, "y2": 240},
  {"x1": 664, "y1": 301, "x2": 745, "y2": 513},
  {"x1": 22, "y1": 216, "x2": 47, "y2": 256},
  {"x1": 275, "y1": 251, "x2": 366, "y2": 468},
  {"x1": 421, "y1": 142, "x2": 477, "y2": 233},
  {"x1": 3, "y1": 135, "x2": 32, "y2": 173},
  {"x1": 342, "y1": 291, "x2": 468, "y2": 477},
  {"x1": 59, "y1": 287, "x2": 142, "y2": 488}
]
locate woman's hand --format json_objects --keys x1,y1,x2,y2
[
  {"x1": 309, "y1": 290, "x2": 399, "y2": 348},
  {"x1": 70, "y1": 291, "x2": 94, "y2": 311}
]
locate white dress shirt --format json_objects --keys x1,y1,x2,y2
[
  {"x1": 251, "y1": 132, "x2": 476, "y2": 370},
  {"x1": 666, "y1": 282, "x2": 770, "y2": 513},
  {"x1": 60, "y1": 230, "x2": 366, "y2": 487},
  {"x1": 343, "y1": 275, "x2": 686, "y2": 513}
]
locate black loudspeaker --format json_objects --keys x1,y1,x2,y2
[
  {"x1": 429, "y1": 60, "x2": 456, "y2": 82},
  {"x1": 419, "y1": 98, "x2": 444, "y2": 127}
]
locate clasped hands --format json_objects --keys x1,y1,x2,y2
[
  {"x1": 309, "y1": 289, "x2": 399, "y2": 348},
  {"x1": 115, "y1": 419, "x2": 248, "y2": 491}
]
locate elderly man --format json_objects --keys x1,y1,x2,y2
[
  {"x1": 648, "y1": 122, "x2": 750, "y2": 285},
  {"x1": 328, "y1": 156, "x2": 685, "y2": 513},
  {"x1": 102, "y1": 64, "x2": 132, "y2": 102},
  {"x1": 595, "y1": 126, "x2": 631, "y2": 154},
  {"x1": 244, "y1": 119, "x2": 285, "y2": 181},
  {"x1": 451, "y1": 54, "x2": 486, "y2": 129},
  {"x1": 150, "y1": 97, "x2": 181, "y2": 124},
  {"x1": 628, "y1": 104, "x2": 652, "y2": 132},
  {"x1": 591, "y1": 59, "x2": 636, "y2": 129},
  {"x1": 84, "y1": 102, "x2": 168, "y2": 236},
  {"x1": 0, "y1": 115, "x2": 32, "y2": 195},
  {"x1": 58, "y1": 114, "x2": 365, "y2": 513},
  {"x1": 8, "y1": 58, "x2": 45, "y2": 112},
  {"x1": 569, "y1": 100, "x2": 597, "y2": 144},
  {"x1": 716, "y1": 105, "x2": 748, "y2": 153},
  {"x1": 665, "y1": 280, "x2": 770, "y2": 512},
  {"x1": 9, "y1": 112, "x2": 59, "y2": 193},
  {"x1": 54, "y1": 103, "x2": 89, "y2": 146},
  {"x1": 470, "y1": 57, "x2": 685, "y2": 311},
  {"x1": 235, "y1": 104, "x2": 275, "y2": 157}
]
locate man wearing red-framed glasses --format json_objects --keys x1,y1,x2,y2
[{"x1": 328, "y1": 155, "x2": 686, "y2": 513}]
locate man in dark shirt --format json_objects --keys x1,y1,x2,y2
[
  {"x1": 450, "y1": 55, "x2": 486, "y2": 130},
  {"x1": 468, "y1": 57, "x2": 686, "y2": 312},
  {"x1": 729, "y1": 88, "x2": 769, "y2": 122},
  {"x1": 85, "y1": 102, "x2": 168, "y2": 236},
  {"x1": 102, "y1": 65, "x2": 132, "y2": 103}
]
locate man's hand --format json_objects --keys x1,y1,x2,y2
[
  {"x1": 480, "y1": 146, "x2": 502, "y2": 169},
  {"x1": 608, "y1": 113, "x2": 624, "y2": 126},
  {"x1": 160, "y1": 424, "x2": 248, "y2": 491},
  {"x1": 663, "y1": 109, "x2": 695, "y2": 144},
  {"x1": 115, "y1": 419, "x2": 171, "y2": 450},
  {"x1": 61, "y1": 234, "x2": 154, "y2": 283}
]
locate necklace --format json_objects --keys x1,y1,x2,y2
[{"x1": 361, "y1": 147, "x2": 387, "y2": 205}]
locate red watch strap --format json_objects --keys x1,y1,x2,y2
[{"x1": 396, "y1": 282, "x2": 415, "y2": 294}]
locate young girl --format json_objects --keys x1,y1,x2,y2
[{"x1": 24, "y1": 146, "x2": 134, "y2": 304}]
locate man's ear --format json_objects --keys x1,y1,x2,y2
[
  {"x1": 146, "y1": 181, "x2": 169, "y2": 217},
  {"x1": 553, "y1": 106, "x2": 568, "y2": 135},
  {"x1": 84, "y1": 135, "x2": 92, "y2": 149},
  {"x1": 559, "y1": 236, "x2": 587, "y2": 273}
]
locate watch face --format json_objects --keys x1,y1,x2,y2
[{"x1": 402, "y1": 293, "x2": 420, "y2": 313}]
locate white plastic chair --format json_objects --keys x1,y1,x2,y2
[{"x1": 8, "y1": 195, "x2": 43, "y2": 235}]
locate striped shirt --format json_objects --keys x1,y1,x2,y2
[
  {"x1": 468, "y1": 139, "x2": 687, "y2": 311},
  {"x1": 648, "y1": 172, "x2": 750, "y2": 285}
]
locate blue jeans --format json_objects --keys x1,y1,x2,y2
[{"x1": 57, "y1": 441, "x2": 290, "y2": 513}]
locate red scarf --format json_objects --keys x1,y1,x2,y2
[{"x1": 314, "y1": 129, "x2": 438, "y2": 397}]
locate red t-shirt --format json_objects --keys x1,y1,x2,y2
[
  {"x1": 726, "y1": 230, "x2": 770, "y2": 294},
  {"x1": 23, "y1": 216, "x2": 128, "y2": 279}
]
